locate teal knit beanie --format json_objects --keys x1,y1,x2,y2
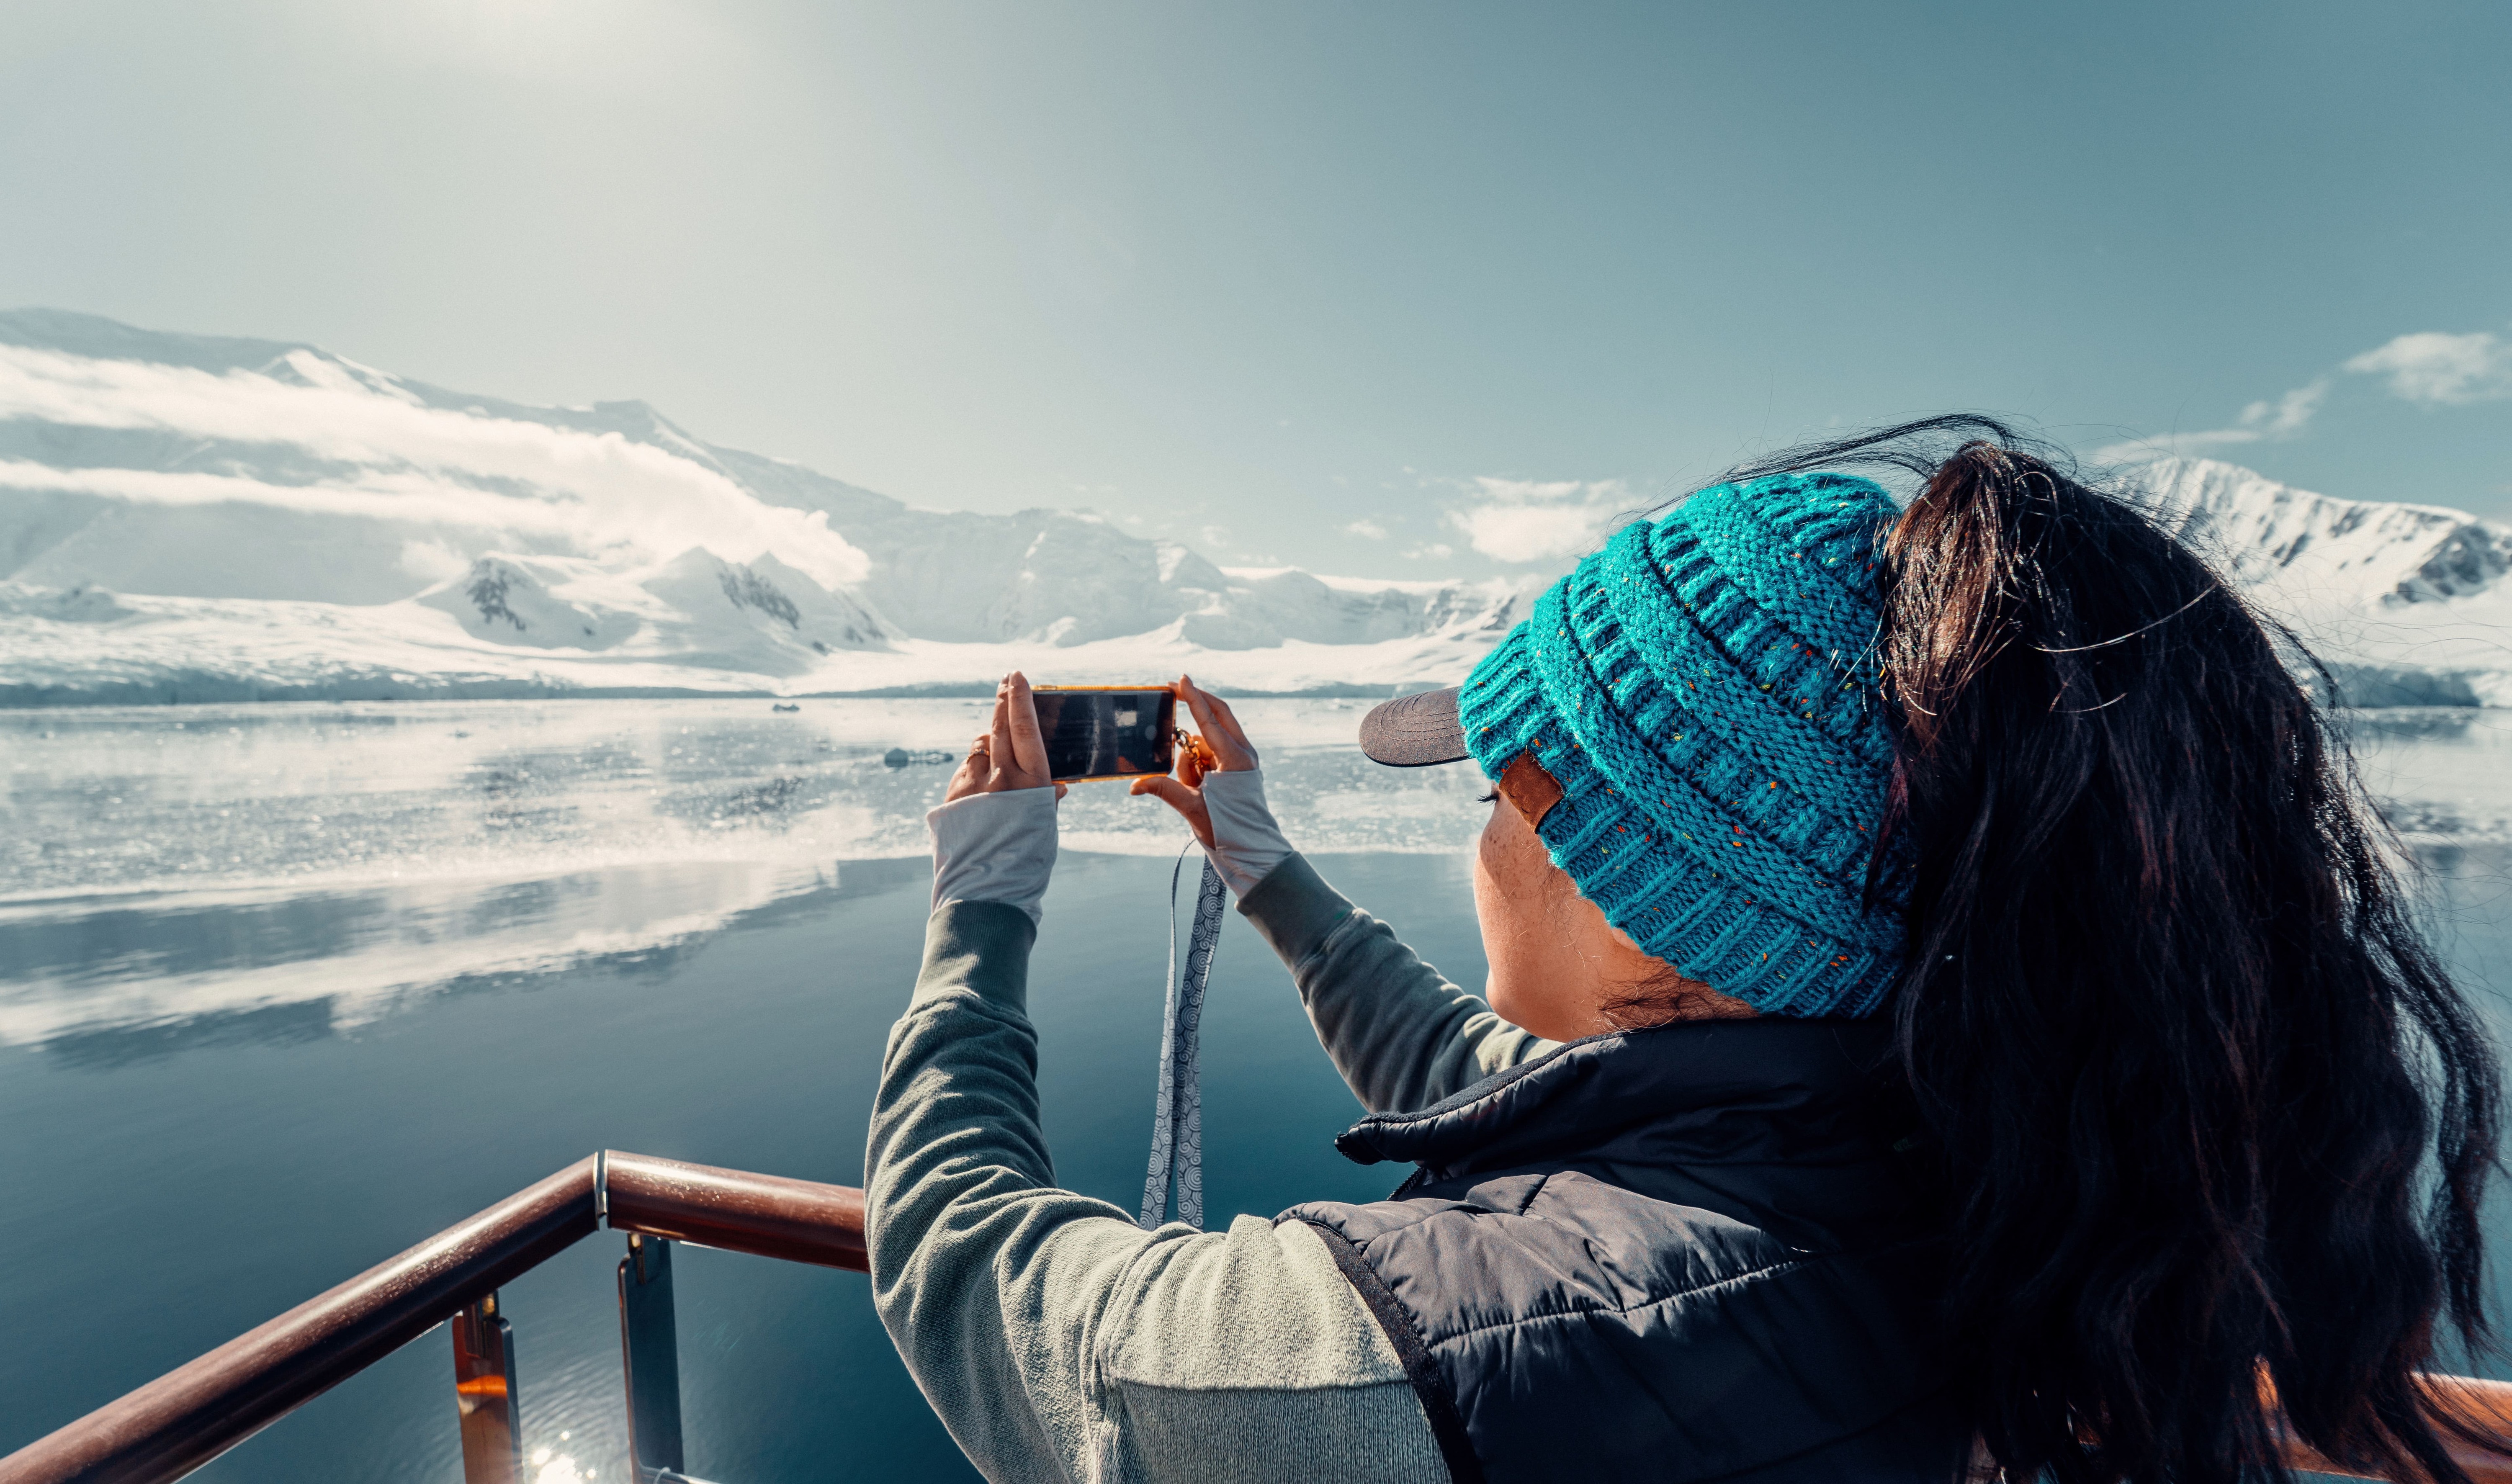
[{"x1": 1457, "y1": 471, "x2": 1909, "y2": 1017}]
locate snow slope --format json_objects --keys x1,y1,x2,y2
[
  {"x1": 0, "y1": 310, "x2": 1521, "y2": 700},
  {"x1": 2139, "y1": 458, "x2": 2512, "y2": 705}
]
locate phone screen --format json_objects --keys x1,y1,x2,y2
[{"x1": 1032, "y1": 687, "x2": 1177, "y2": 781}]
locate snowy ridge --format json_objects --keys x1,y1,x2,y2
[
  {"x1": 2141, "y1": 457, "x2": 2512, "y2": 608},
  {"x1": 0, "y1": 310, "x2": 1522, "y2": 701},
  {"x1": 2136, "y1": 458, "x2": 2512, "y2": 705}
]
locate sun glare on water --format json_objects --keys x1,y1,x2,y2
[{"x1": 529, "y1": 1444, "x2": 595, "y2": 1483}]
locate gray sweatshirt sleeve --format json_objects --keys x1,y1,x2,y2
[
  {"x1": 1237, "y1": 853, "x2": 1557, "y2": 1115},
  {"x1": 866, "y1": 900, "x2": 1448, "y2": 1484}
]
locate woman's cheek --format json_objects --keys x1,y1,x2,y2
[{"x1": 1472, "y1": 808, "x2": 1521, "y2": 996}]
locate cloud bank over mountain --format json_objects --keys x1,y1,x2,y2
[
  {"x1": 1442, "y1": 476, "x2": 1646, "y2": 563},
  {"x1": 0, "y1": 311, "x2": 1523, "y2": 702}
]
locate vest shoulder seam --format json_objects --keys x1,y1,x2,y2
[
  {"x1": 1423, "y1": 1253, "x2": 1815, "y2": 1349},
  {"x1": 1109, "y1": 1376, "x2": 1427, "y2": 1397}
]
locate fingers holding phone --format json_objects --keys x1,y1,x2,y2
[
  {"x1": 1128, "y1": 772, "x2": 1213, "y2": 847},
  {"x1": 1136, "y1": 676, "x2": 1292, "y2": 895},
  {"x1": 946, "y1": 673, "x2": 1065, "y2": 802},
  {"x1": 996, "y1": 673, "x2": 1053, "y2": 784},
  {"x1": 1130, "y1": 674, "x2": 1261, "y2": 847},
  {"x1": 1175, "y1": 674, "x2": 1258, "y2": 772}
]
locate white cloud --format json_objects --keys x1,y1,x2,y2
[
  {"x1": 397, "y1": 539, "x2": 471, "y2": 582},
  {"x1": 2100, "y1": 323, "x2": 2512, "y2": 464},
  {"x1": 2239, "y1": 378, "x2": 2329, "y2": 436},
  {"x1": 1443, "y1": 476, "x2": 1640, "y2": 563},
  {"x1": 0, "y1": 460, "x2": 602, "y2": 534},
  {"x1": 2095, "y1": 377, "x2": 2329, "y2": 463},
  {"x1": 1342, "y1": 519, "x2": 1388, "y2": 540},
  {"x1": 1403, "y1": 542, "x2": 1455, "y2": 561},
  {"x1": 0, "y1": 344, "x2": 870, "y2": 590},
  {"x1": 2344, "y1": 330, "x2": 2512, "y2": 405}
]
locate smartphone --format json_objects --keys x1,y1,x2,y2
[{"x1": 1032, "y1": 686, "x2": 1178, "y2": 782}]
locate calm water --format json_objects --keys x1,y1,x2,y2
[{"x1": 4, "y1": 700, "x2": 2510, "y2": 1481}]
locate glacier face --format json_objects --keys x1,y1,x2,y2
[
  {"x1": 0, "y1": 310, "x2": 1521, "y2": 700},
  {"x1": 0, "y1": 309, "x2": 2504, "y2": 705}
]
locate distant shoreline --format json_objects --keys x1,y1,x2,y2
[
  {"x1": 0, "y1": 679, "x2": 2487, "y2": 710},
  {"x1": 0, "y1": 676, "x2": 1441, "y2": 708}
]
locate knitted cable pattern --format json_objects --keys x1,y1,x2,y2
[{"x1": 1458, "y1": 472, "x2": 1907, "y2": 1018}]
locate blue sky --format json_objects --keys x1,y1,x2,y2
[{"x1": 3, "y1": 0, "x2": 2507, "y2": 578}]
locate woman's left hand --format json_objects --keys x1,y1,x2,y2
[
  {"x1": 1128, "y1": 676, "x2": 1291, "y2": 899},
  {"x1": 1130, "y1": 674, "x2": 1255, "y2": 846},
  {"x1": 947, "y1": 672, "x2": 1067, "y2": 803}
]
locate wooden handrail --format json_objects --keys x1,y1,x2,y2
[
  {"x1": 0, "y1": 1152, "x2": 867, "y2": 1484},
  {"x1": 0, "y1": 1157, "x2": 600, "y2": 1484},
  {"x1": 606, "y1": 1151, "x2": 868, "y2": 1272},
  {"x1": 5, "y1": 1147, "x2": 2507, "y2": 1484}
]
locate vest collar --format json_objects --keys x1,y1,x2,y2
[{"x1": 1333, "y1": 1017, "x2": 1903, "y2": 1178}]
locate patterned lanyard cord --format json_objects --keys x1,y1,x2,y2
[{"x1": 1140, "y1": 841, "x2": 1228, "y2": 1229}]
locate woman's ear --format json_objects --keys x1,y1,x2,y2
[{"x1": 1496, "y1": 751, "x2": 1563, "y2": 829}]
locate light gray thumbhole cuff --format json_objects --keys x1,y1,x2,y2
[
  {"x1": 927, "y1": 787, "x2": 1060, "y2": 924},
  {"x1": 1199, "y1": 769, "x2": 1292, "y2": 900}
]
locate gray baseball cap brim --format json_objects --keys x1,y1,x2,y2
[{"x1": 1358, "y1": 686, "x2": 1470, "y2": 767}]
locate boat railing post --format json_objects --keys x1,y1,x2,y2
[
  {"x1": 618, "y1": 1233, "x2": 685, "y2": 1484},
  {"x1": 450, "y1": 1290, "x2": 522, "y2": 1484}
]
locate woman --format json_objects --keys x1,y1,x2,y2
[{"x1": 866, "y1": 417, "x2": 2501, "y2": 1484}]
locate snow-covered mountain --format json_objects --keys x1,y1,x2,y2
[
  {"x1": 2137, "y1": 458, "x2": 2512, "y2": 706},
  {"x1": 0, "y1": 310, "x2": 1521, "y2": 701},
  {"x1": 2, "y1": 309, "x2": 2505, "y2": 706}
]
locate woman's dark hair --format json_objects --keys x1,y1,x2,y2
[{"x1": 1717, "y1": 416, "x2": 2504, "y2": 1484}]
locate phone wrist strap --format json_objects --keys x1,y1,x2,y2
[{"x1": 1140, "y1": 843, "x2": 1227, "y2": 1229}]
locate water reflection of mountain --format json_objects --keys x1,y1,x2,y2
[
  {"x1": 45, "y1": 998, "x2": 340, "y2": 1070},
  {"x1": 13, "y1": 858, "x2": 933, "y2": 1069},
  {"x1": 9, "y1": 699, "x2": 2508, "y2": 1067}
]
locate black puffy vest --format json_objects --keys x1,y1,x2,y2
[{"x1": 1279, "y1": 1018, "x2": 1965, "y2": 1484}]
